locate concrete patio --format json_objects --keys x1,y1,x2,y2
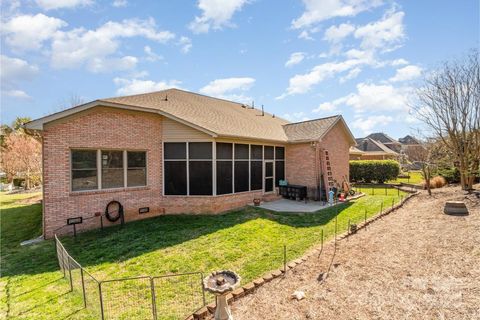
[{"x1": 254, "y1": 198, "x2": 335, "y2": 213}]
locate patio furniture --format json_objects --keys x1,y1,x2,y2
[{"x1": 279, "y1": 184, "x2": 307, "y2": 202}]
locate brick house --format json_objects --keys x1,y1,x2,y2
[{"x1": 26, "y1": 89, "x2": 355, "y2": 238}]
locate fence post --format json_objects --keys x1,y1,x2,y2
[
  {"x1": 200, "y1": 273, "x2": 206, "y2": 307},
  {"x1": 347, "y1": 219, "x2": 351, "y2": 234},
  {"x1": 80, "y1": 268, "x2": 87, "y2": 308},
  {"x1": 321, "y1": 229, "x2": 324, "y2": 251},
  {"x1": 372, "y1": 186, "x2": 374, "y2": 195},
  {"x1": 283, "y1": 245, "x2": 287, "y2": 275},
  {"x1": 380, "y1": 202, "x2": 383, "y2": 215},
  {"x1": 397, "y1": 188, "x2": 400, "y2": 196},
  {"x1": 68, "y1": 257, "x2": 73, "y2": 292},
  {"x1": 150, "y1": 277, "x2": 157, "y2": 320},
  {"x1": 99, "y1": 282, "x2": 105, "y2": 320},
  {"x1": 384, "y1": 186, "x2": 387, "y2": 195},
  {"x1": 364, "y1": 208, "x2": 367, "y2": 225},
  {"x1": 334, "y1": 216, "x2": 338, "y2": 242},
  {"x1": 391, "y1": 198, "x2": 394, "y2": 209}
]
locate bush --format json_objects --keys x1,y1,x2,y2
[
  {"x1": 438, "y1": 167, "x2": 460, "y2": 183},
  {"x1": 350, "y1": 160, "x2": 400, "y2": 183},
  {"x1": 422, "y1": 176, "x2": 447, "y2": 189}
]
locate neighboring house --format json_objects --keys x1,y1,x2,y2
[
  {"x1": 26, "y1": 88, "x2": 356, "y2": 238},
  {"x1": 350, "y1": 137, "x2": 399, "y2": 160},
  {"x1": 365, "y1": 132, "x2": 402, "y2": 153}
]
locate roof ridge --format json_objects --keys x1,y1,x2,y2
[{"x1": 283, "y1": 115, "x2": 340, "y2": 126}]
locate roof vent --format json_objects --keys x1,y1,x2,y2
[{"x1": 164, "y1": 94, "x2": 168, "y2": 101}]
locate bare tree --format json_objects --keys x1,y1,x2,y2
[{"x1": 412, "y1": 50, "x2": 480, "y2": 191}]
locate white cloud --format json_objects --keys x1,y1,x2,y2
[
  {"x1": 88, "y1": 56, "x2": 138, "y2": 73},
  {"x1": 35, "y1": 0, "x2": 92, "y2": 10},
  {"x1": 391, "y1": 58, "x2": 408, "y2": 66},
  {"x1": 389, "y1": 65, "x2": 422, "y2": 82},
  {"x1": 3, "y1": 89, "x2": 31, "y2": 99},
  {"x1": 292, "y1": 0, "x2": 383, "y2": 29},
  {"x1": 189, "y1": 0, "x2": 249, "y2": 33},
  {"x1": 285, "y1": 52, "x2": 305, "y2": 67},
  {"x1": 0, "y1": 55, "x2": 39, "y2": 82},
  {"x1": 144, "y1": 46, "x2": 163, "y2": 62},
  {"x1": 343, "y1": 82, "x2": 411, "y2": 112},
  {"x1": 112, "y1": 0, "x2": 127, "y2": 7},
  {"x1": 178, "y1": 36, "x2": 192, "y2": 53},
  {"x1": 354, "y1": 9, "x2": 405, "y2": 51},
  {"x1": 113, "y1": 78, "x2": 182, "y2": 95},
  {"x1": 277, "y1": 58, "x2": 365, "y2": 98},
  {"x1": 312, "y1": 95, "x2": 350, "y2": 113},
  {"x1": 323, "y1": 23, "x2": 355, "y2": 43},
  {"x1": 51, "y1": 18, "x2": 175, "y2": 71},
  {"x1": 0, "y1": 55, "x2": 39, "y2": 99},
  {"x1": 2, "y1": 13, "x2": 67, "y2": 51},
  {"x1": 199, "y1": 77, "x2": 255, "y2": 103},
  {"x1": 351, "y1": 115, "x2": 393, "y2": 135},
  {"x1": 283, "y1": 112, "x2": 310, "y2": 122},
  {"x1": 339, "y1": 67, "x2": 361, "y2": 83}
]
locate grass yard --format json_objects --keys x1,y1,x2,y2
[
  {"x1": 1, "y1": 188, "x2": 407, "y2": 319},
  {"x1": 388, "y1": 170, "x2": 424, "y2": 184}
]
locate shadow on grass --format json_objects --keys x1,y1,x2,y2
[{"x1": 2, "y1": 200, "x2": 353, "y2": 278}]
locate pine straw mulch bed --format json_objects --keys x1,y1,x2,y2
[{"x1": 230, "y1": 186, "x2": 480, "y2": 320}]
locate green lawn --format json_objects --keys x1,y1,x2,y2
[
  {"x1": 1, "y1": 188, "x2": 407, "y2": 319},
  {"x1": 388, "y1": 171, "x2": 424, "y2": 184}
]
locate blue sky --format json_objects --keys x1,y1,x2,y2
[{"x1": 1, "y1": 0, "x2": 478, "y2": 138}]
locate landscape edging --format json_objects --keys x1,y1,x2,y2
[{"x1": 192, "y1": 191, "x2": 420, "y2": 319}]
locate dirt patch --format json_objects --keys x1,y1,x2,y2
[{"x1": 231, "y1": 186, "x2": 480, "y2": 320}]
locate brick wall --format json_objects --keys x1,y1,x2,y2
[
  {"x1": 42, "y1": 107, "x2": 277, "y2": 238},
  {"x1": 285, "y1": 121, "x2": 351, "y2": 198}
]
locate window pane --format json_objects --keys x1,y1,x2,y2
[
  {"x1": 127, "y1": 169, "x2": 146, "y2": 187},
  {"x1": 250, "y1": 161, "x2": 263, "y2": 190},
  {"x1": 275, "y1": 147, "x2": 285, "y2": 160},
  {"x1": 164, "y1": 161, "x2": 187, "y2": 195},
  {"x1": 189, "y1": 161, "x2": 213, "y2": 195},
  {"x1": 264, "y1": 146, "x2": 274, "y2": 159},
  {"x1": 128, "y1": 151, "x2": 146, "y2": 168},
  {"x1": 234, "y1": 144, "x2": 249, "y2": 160},
  {"x1": 189, "y1": 142, "x2": 212, "y2": 159},
  {"x1": 164, "y1": 143, "x2": 186, "y2": 159},
  {"x1": 275, "y1": 161, "x2": 285, "y2": 186},
  {"x1": 102, "y1": 151, "x2": 123, "y2": 168},
  {"x1": 234, "y1": 161, "x2": 249, "y2": 192},
  {"x1": 72, "y1": 170, "x2": 97, "y2": 191},
  {"x1": 102, "y1": 169, "x2": 124, "y2": 189},
  {"x1": 216, "y1": 161, "x2": 232, "y2": 195},
  {"x1": 127, "y1": 151, "x2": 146, "y2": 187},
  {"x1": 72, "y1": 150, "x2": 96, "y2": 169},
  {"x1": 250, "y1": 161, "x2": 262, "y2": 190},
  {"x1": 250, "y1": 145, "x2": 262, "y2": 160},
  {"x1": 102, "y1": 151, "x2": 124, "y2": 188},
  {"x1": 216, "y1": 143, "x2": 232, "y2": 160}
]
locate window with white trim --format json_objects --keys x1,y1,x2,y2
[{"x1": 71, "y1": 149, "x2": 146, "y2": 191}]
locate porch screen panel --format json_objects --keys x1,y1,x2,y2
[
  {"x1": 164, "y1": 142, "x2": 187, "y2": 195},
  {"x1": 234, "y1": 144, "x2": 249, "y2": 192},
  {"x1": 250, "y1": 161, "x2": 262, "y2": 190},
  {"x1": 250, "y1": 144, "x2": 263, "y2": 191},
  {"x1": 216, "y1": 143, "x2": 233, "y2": 195},
  {"x1": 275, "y1": 146, "x2": 285, "y2": 186},
  {"x1": 189, "y1": 142, "x2": 212, "y2": 195},
  {"x1": 71, "y1": 150, "x2": 98, "y2": 191}
]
